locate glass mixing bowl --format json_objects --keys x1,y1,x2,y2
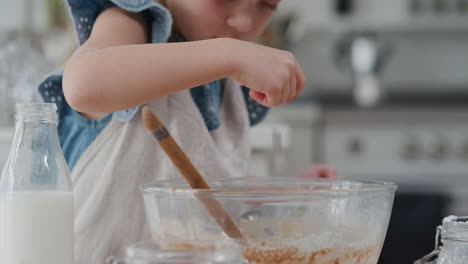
[
  {"x1": 106, "y1": 239, "x2": 243, "y2": 264},
  {"x1": 141, "y1": 177, "x2": 397, "y2": 264}
]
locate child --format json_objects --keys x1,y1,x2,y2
[{"x1": 38, "y1": 0, "x2": 331, "y2": 263}]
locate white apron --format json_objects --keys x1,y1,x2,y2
[{"x1": 71, "y1": 78, "x2": 250, "y2": 263}]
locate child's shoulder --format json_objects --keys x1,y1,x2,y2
[
  {"x1": 38, "y1": 0, "x2": 174, "y2": 126},
  {"x1": 67, "y1": 0, "x2": 172, "y2": 45}
]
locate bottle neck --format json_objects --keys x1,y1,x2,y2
[
  {"x1": 1, "y1": 103, "x2": 71, "y2": 192},
  {"x1": 12, "y1": 120, "x2": 60, "y2": 148},
  {"x1": 12, "y1": 103, "x2": 61, "y2": 166}
]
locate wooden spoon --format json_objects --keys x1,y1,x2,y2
[{"x1": 141, "y1": 106, "x2": 248, "y2": 246}]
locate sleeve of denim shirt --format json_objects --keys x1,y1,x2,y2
[
  {"x1": 38, "y1": 0, "x2": 173, "y2": 169},
  {"x1": 40, "y1": 0, "x2": 173, "y2": 122}
]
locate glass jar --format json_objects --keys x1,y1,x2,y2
[
  {"x1": 415, "y1": 216, "x2": 468, "y2": 264},
  {"x1": 0, "y1": 103, "x2": 74, "y2": 264},
  {"x1": 106, "y1": 239, "x2": 244, "y2": 264}
]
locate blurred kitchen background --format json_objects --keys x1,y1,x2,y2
[{"x1": 0, "y1": 0, "x2": 467, "y2": 263}]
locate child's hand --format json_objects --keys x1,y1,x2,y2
[
  {"x1": 226, "y1": 39, "x2": 307, "y2": 108},
  {"x1": 301, "y1": 165, "x2": 336, "y2": 179}
]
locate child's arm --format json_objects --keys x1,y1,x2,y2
[{"x1": 63, "y1": 8, "x2": 306, "y2": 120}]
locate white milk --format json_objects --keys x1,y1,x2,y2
[{"x1": 0, "y1": 191, "x2": 74, "y2": 264}]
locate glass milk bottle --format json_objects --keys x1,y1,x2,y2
[
  {"x1": 0, "y1": 103, "x2": 74, "y2": 264},
  {"x1": 415, "y1": 216, "x2": 468, "y2": 264}
]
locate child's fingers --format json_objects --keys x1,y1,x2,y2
[
  {"x1": 289, "y1": 65, "x2": 297, "y2": 102},
  {"x1": 281, "y1": 77, "x2": 290, "y2": 105},
  {"x1": 269, "y1": 83, "x2": 283, "y2": 107},
  {"x1": 287, "y1": 61, "x2": 306, "y2": 104},
  {"x1": 316, "y1": 167, "x2": 336, "y2": 178},
  {"x1": 249, "y1": 90, "x2": 268, "y2": 106},
  {"x1": 294, "y1": 61, "x2": 307, "y2": 100},
  {"x1": 301, "y1": 165, "x2": 336, "y2": 179}
]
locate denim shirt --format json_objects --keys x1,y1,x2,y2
[{"x1": 38, "y1": 0, "x2": 268, "y2": 170}]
